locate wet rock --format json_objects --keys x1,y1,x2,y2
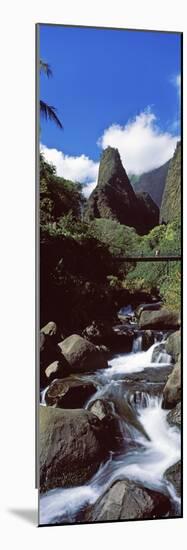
[
  {"x1": 165, "y1": 461, "x2": 181, "y2": 497},
  {"x1": 139, "y1": 308, "x2": 180, "y2": 330},
  {"x1": 83, "y1": 321, "x2": 133, "y2": 352},
  {"x1": 151, "y1": 342, "x2": 167, "y2": 362},
  {"x1": 85, "y1": 480, "x2": 171, "y2": 521},
  {"x1": 82, "y1": 321, "x2": 112, "y2": 345},
  {"x1": 45, "y1": 378, "x2": 97, "y2": 408},
  {"x1": 162, "y1": 356, "x2": 181, "y2": 409},
  {"x1": 142, "y1": 330, "x2": 154, "y2": 351},
  {"x1": 167, "y1": 402, "x2": 181, "y2": 428},
  {"x1": 124, "y1": 365, "x2": 172, "y2": 386},
  {"x1": 41, "y1": 321, "x2": 58, "y2": 337},
  {"x1": 105, "y1": 389, "x2": 151, "y2": 441},
  {"x1": 96, "y1": 345, "x2": 110, "y2": 356},
  {"x1": 45, "y1": 361, "x2": 64, "y2": 382},
  {"x1": 165, "y1": 330, "x2": 181, "y2": 363},
  {"x1": 136, "y1": 302, "x2": 162, "y2": 319},
  {"x1": 88, "y1": 399, "x2": 114, "y2": 420},
  {"x1": 40, "y1": 405, "x2": 108, "y2": 493},
  {"x1": 58, "y1": 334, "x2": 108, "y2": 373},
  {"x1": 40, "y1": 333, "x2": 68, "y2": 388}
]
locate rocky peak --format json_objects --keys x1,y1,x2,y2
[{"x1": 85, "y1": 146, "x2": 159, "y2": 235}]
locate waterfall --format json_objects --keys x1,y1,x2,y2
[
  {"x1": 40, "y1": 393, "x2": 180, "y2": 525},
  {"x1": 132, "y1": 335, "x2": 142, "y2": 353},
  {"x1": 107, "y1": 339, "x2": 171, "y2": 377},
  {"x1": 39, "y1": 323, "x2": 180, "y2": 525}
]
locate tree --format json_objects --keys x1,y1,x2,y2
[{"x1": 40, "y1": 60, "x2": 63, "y2": 129}]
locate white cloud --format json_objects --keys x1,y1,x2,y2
[
  {"x1": 98, "y1": 109, "x2": 179, "y2": 175},
  {"x1": 171, "y1": 74, "x2": 181, "y2": 96},
  {"x1": 82, "y1": 181, "x2": 98, "y2": 198},
  {"x1": 41, "y1": 106, "x2": 180, "y2": 196},
  {"x1": 41, "y1": 144, "x2": 99, "y2": 196}
]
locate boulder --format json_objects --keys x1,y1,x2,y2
[
  {"x1": 41, "y1": 321, "x2": 58, "y2": 337},
  {"x1": 87, "y1": 399, "x2": 128, "y2": 452},
  {"x1": 141, "y1": 330, "x2": 154, "y2": 351},
  {"x1": 165, "y1": 330, "x2": 181, "y2": 363},
  {"x1": 135, "y1": 301, "x2": 162, "y2": 319},
  {"x1": 45, "y1": 377, "x2": 97, "y2": 408},
  {"x1": 40, "y1": 333, "x2": 67, "y2": 387},
  {"x1": 162, "y1": 356, "x2": 181, "y2": 409},
  {"x1": 82, "y1": 321, "x2": 112, "y2": 345},
  {"x1": 88, "y1": 399, "x2": 114, "y2": 420},
  {"x1": 165, "y1": 461, "x2": 181, "y2": 498},
  {"x1": 85, "y1": 480, "x2": 170, "y2": 521},
  {"x1": 40, "y1": 405, "x2": 108, "y2": 493},
  {"x1": 45, "y1": 361, "x2": 64, "y2": 382},
  {"x1": 83, "y1": 321, "x2": 133, "y2": 352},
  {"x1": 139, "y1": 308, "x2": 180, "y2": 330},
  {"x1": 167, "y1": 402, "x2": 181, "y2": 428},
  {"x1": 106, "y1": 389, "x2": 151, "y2": 441},
  {"x1": 58, "y1": 334, "x2": 107, "y2": 373}
]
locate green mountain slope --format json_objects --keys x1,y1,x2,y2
[{"x1": 160, "y1": 142, "x2": 181, "y2": 224}]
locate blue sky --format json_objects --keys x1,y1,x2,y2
[{"x1": 39, "y1": 25, "x2": 181, "y2": 195}]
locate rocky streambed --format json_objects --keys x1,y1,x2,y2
[{"x1": 39, "y1": 303, "x2": 181, "y2": 525}]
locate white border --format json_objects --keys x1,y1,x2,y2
[{"x1": 0, "y1": 0, "x2": 186, "y2": 547}]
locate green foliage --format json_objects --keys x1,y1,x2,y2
[
  {"x1": 40, "y1": 153, "x2": 85, "y2": 225},
  {"x1": 160, "y1": 142, "x2": 181, "y2": 223},
  {"x1": 40, "y1": 59, "x2": 63, "y2": 129},
  {"x1": 89, "y1": 218, "x2": 141, "y2": 256},
  {"x1": 40, "y1": 154, "x2": 181, "y2": 325}
]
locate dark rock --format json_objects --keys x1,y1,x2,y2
[
  {"x1": 139, "y1": 308, "x2": 180, "y2": 330},
  {"x1": 45, "y1": 377, "x2": 97, "y2": 408},
  {"x1": 105, "y1": 389, "x2": 151, "y2": 441},
  {"x1": 165, "y1": 461, "x2": 181, "y2": 497},
  {"x1": 58, "y1": 334, "x2": 108, "y2": 373},
  {"x1": 142, "y1": 330, "x2": 154, "y2": 351},
  {"x1": 88, "y1": 399, "x2": 114, "y2": 420},
  {"x1": 123, "y1": 365, "x2": 172, "y2": 385},
  {"x1": 82, "y1": 321, "x2": 110, "y2": 344},
  {"x1": 41, "y1": 321, "x2": 57, "y2": 336},
  {"x1": 135, "y1": 301, "x2": 162, "y2": 319},
  {"x1": 165, "y1": 330, "x2": 181, "y2": 363},
  {"x1": 40, "y1": 405, "x2": 108, "y2": 492},
  {"x1": 83, "y1": 321, "x2": 133, "y2": 352},
  {"x1": 45, "y1": 360, "x2": 64, "y2": 382},
  {"x1": 167, "y1": 402, "x2": 181, "y2": 428},
  {"x1": 151, "y1": 342, "x2": 166, "y2": 362},
  {"x1": 85, "y1": 480, "x2": 171, "y2": 521},
  {"x1": 121, "y1": 365, "x2": 173, "y2": 398},
  {"x1": 96, "y1": 344, "x2": 110, "y2": 355},
  {"x1": 40, "y1": 332, "x2": 68, "y2": 388},
  {"x1": 162, "y1": 356, "x2": 181, "y2": 409},
  {"x1": 84, "y1": 147, "x2": 159, "y2": 235},
  {"x1": 135, "y1": 191, "x2": 159, "y2": 232}
]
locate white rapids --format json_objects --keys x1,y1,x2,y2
[
  {"x1": 39, "y1": 327, "x2": 180, "y2": 525},
  {"x1": 107, "y1": 339, "x2": 171, "y2": 377},
  {"x1": 40, "y1": 393, "x2": 180, "y2": 525}
]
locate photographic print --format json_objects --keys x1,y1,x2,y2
[{"x1": 37, "y1": 24, "x2": 182, "y2": 526}]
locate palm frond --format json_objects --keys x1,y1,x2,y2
[
  {"x1": 40, "y1": 60, "x2": 53, "y2": 78},
  {"x1": 40, "y1": 100, "x2": 63, "y2": 129}
]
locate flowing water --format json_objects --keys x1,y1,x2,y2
[{"x1": 40, "y1": 326, "x2": 181, "y2": 525}]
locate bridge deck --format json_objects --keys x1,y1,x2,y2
[{"x1": 114, "y1": 256, "x2": 181, "y2": 262}]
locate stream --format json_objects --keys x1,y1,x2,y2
[{"x1": 40, "y1": 309, "x2": 181, "y2": 525}]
